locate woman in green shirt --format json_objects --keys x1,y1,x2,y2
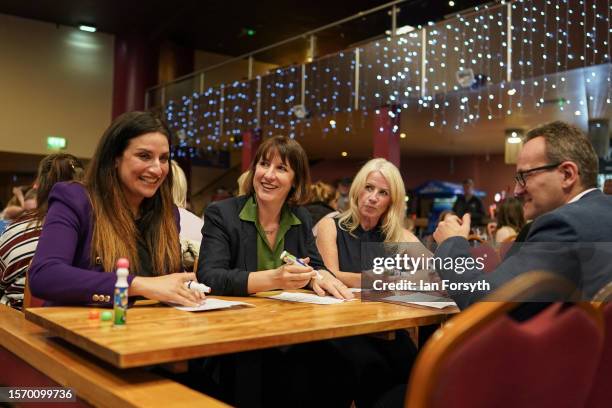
[{"x1": 198, "y1": 135, "x2": 351, "y2": 299}]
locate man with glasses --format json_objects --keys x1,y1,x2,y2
[{"x1": 432, "y1": 121, "x2": 612, "y2": 309}]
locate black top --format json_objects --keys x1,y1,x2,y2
[
  {"x1": 335, "y1": 217, "x2": 385, "y2": 273},
  {"x1": 304, "y1": 201, "x2": 336, "y2": 225},
  {"x1": 135, "y1": 217, "x2": 154, "y2": 277},
  {"x1": 198, "y1": 195, "x2": 325, "y2": 295}
]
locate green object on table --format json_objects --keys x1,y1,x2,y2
[{"x1": 100, "y1": 311, "x2": 113, "y2": 321}]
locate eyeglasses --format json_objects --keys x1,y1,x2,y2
[{"x1": 514, "y1": 163, "x2": 561, "y2": 187}]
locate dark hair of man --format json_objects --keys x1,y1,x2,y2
[
  {"x1": 244, "y1": 135, "x2": 311, "y2": 205},
  {"x1": 525, "y1": 121, "x2": 599, "y2": 189},
  {"x1": 85, "y1": 111, "x2": 180, "y2": 274}
]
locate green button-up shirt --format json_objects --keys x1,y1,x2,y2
[{"x1": 239, "y1": 196, "x2": 302, "y2": 271}]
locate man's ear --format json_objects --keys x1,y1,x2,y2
[{"x1": 560, "y1": 161, "x2": 579, "y2": 187}]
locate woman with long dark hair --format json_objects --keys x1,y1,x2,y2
[{"x1": 29, "y1": 111, "x2": 205, "y2": 307}]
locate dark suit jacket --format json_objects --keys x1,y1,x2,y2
[
  {"x1": 436, "y1": 190, "x2": 612, "y2": 309},
  {"x1": 197, "y1": 195, "x2": 324, "y2": 296}
]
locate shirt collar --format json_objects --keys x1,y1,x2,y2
[
  {"x1": 239, "y1": 195, "x2": 301, "y2": 226},
  {"x1": 567, "y1": 188, "x2": 597, "y2": 204}
]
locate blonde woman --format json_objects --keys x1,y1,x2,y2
[
  {"x1": 171, "y1": 161, "x2": 203, "y2": 270},
  {"x1": 171, "y1": 161, "x2": 204, "y2": 243},
  {"x1": 316, "y1": 159, "x2": 423, "y2": 406},
  {"x1": 316, "y1": 158, "x2": 423, "y2": 288}
]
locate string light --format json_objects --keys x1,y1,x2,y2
[{"x1": 164, "y1": 0, "x2": 611, "y2": 158}]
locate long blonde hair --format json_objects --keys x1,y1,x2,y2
[
  {"x1": 338, "y1": 158, "x2": 406, "y2": 243},
  {"x1": 171, "y1": 161, "x2": 188, "y2": 208},
  {"x1": 86, "y1": 111, "x2": 181, "y2": 274}
]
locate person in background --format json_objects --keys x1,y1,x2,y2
[
  {"x1": 0, "y1": 154, "x2": 84, "y2": 310},
  {"x1": 29, "y1": 111, "x2": 205, "y2": 307},
  {"x1": 493, "y1": 197, "x2": 525, "y2": 244},
  {"x1": 1, "y1": 186, "x2": 32, "y2": 221},
  {"x1": 236, "y1": 170, "x2": 250, "y2": 196},
  {"x1": 304, "y1": 181, "x2": 338, "y2": 225},
  {"x1": 335, "y1": 177, "x2": 352, "y2": 212},
  {"x1": 171, "y1": 161, "x2": 204, "y2": 271},
  {"x1": 452, "y1": 178, "x2": 486, "y2": 227},
  {"x1": 604, "y1": 178, "x2": 612, "y2": 195}
]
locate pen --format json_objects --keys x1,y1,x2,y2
[
  {"x1": 280, "y1": 250, "x2": 323, "y2": 280},
  {"x1": 185, "y1": 280, "x2": 211, "y2": 293}
]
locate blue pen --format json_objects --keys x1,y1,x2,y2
[{"x1": 280, "y1": 250, "x2": 322, "y2": 280}]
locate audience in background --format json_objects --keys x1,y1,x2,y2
[
  {"x1": 493, "y1": 197, "x2": 525, "y2": 244},
  {"x1": 236, "y1": 170, "x2": 250, "y2": 196},
  {"x1": 335, "y1": 177, "x2": 352, "y2": 212},
  {"x1": 604, "y1": 178, "x2": 612, "y2": 195},
  {"x1": 1, "y1": 186, "x2": 35, "y2": 221},
  {"x1": 29, "y1": 111, "x2": 205, "y2": 307},
  {"x1": 0, "y1": 154, "x2": 84, "y2": 310},
  {"x1": 304, "y1": 181, "x2": 338, "y2": 225},
  {"x1": 452, "y1": 178, "x2": 486, "y2": 227},
  {"x1": 171, "y1": 161, "x2": 204, "y2": 271}
]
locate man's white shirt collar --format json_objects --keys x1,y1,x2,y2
[{"x1": 568, "y1": 188, "x2": 597, "y2": 204}]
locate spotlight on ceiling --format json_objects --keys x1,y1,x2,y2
[{"x1": 79, "y1": 24, "x2": 97, "y2": 33}]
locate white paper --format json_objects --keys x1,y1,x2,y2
[
  {"x1": 382, "y1": 293, "x2": 457, "y2": 309},
  {"x1": 172, "y1": 298, "x2": 254, "y2": 312},
  {"x1": 268, "y1": 292, "x2": 355, "y2": 304}
]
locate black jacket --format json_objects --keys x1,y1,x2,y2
[{"x1": 197, "y1": 195, "x2": 325, "y2": 295}]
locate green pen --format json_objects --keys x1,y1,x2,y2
[{"x1": 280, "y1": 250, "x2": 323, "y2": 280}]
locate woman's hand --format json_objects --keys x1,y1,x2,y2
[
  {"x1": 272, "y1": 259, "x2": 317, "y2": 290},
  {"x1": 311, "y1": 269, "x2": 354, "y2": 300},
  {"x1": 130, "y1": 272, "x2": 206, "y2": 307}
]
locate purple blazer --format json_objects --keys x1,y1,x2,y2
[{"x1": 29, "y1": 182, "x2": 180, "y2": 306}]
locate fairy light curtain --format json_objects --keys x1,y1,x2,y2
[{"x1": 165, "y1": 0, "x2": 611, "y2": 158}]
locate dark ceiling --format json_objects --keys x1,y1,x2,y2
[{"x1": 0, "y1": 0, "x2": 492, "y2": 61}]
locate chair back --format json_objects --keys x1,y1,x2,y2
[
  {"x1": 497, "y1": 234, "x2": 517, "y2": 260},
  {"x1": 406, "y1": 271, "x2": 604, "y2": 408},
  {"x1": 469, "y1": 243, "x2": 500, "y2": 273},
  {"x1": 23, "y1": 269, "x2": 44, "y2": 309},
  {"x1": 586, "y1": 283, "x2": 612, "y2": 407}
]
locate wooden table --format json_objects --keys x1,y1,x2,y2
[
  {"x1": 0, "y1": 305, "x2": 229, "y2": 408},
  {"x1": 25, "y1": 295, "x2": 457, "y2": 369}
]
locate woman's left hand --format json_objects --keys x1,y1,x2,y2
[{"x1": 311, "y1": 269, "x2": 354, "y2": 300}]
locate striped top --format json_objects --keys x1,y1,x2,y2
[{"x1": 0, "y1": 217, "x2": 41, "y2": 310}]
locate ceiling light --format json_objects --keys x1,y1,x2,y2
[
  {"x1": 449, "y1": 1, "x2": 456, "y2": 7},
  {"x1": 79, "y1": 24, "x2": 96, "y2": 33},
  {"x1": 507, "y1": 88, "x2": 517, "y2": 96},
  {"x1": 385, "y1": 25, "x2": 415, "y2": 36},
  {"x1": 400, "y1": 133, "x2": 407, "y2": 139},
  {"x1": 341, "y1": 151, "x2": 348, "y2": 157}
]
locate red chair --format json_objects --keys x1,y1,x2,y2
[
  {"x1": 498, "y1": 234, "x2": 518, "y2": 260},
  {"x1": 469, "y1": 242, "x2": 500, "y2": 273},
  {"x1": 586, "y1": 283, "x2": 612, "y2": 408},
  {"x1": 405, "y1": 271, "x2": 604, "y2": 408}
]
